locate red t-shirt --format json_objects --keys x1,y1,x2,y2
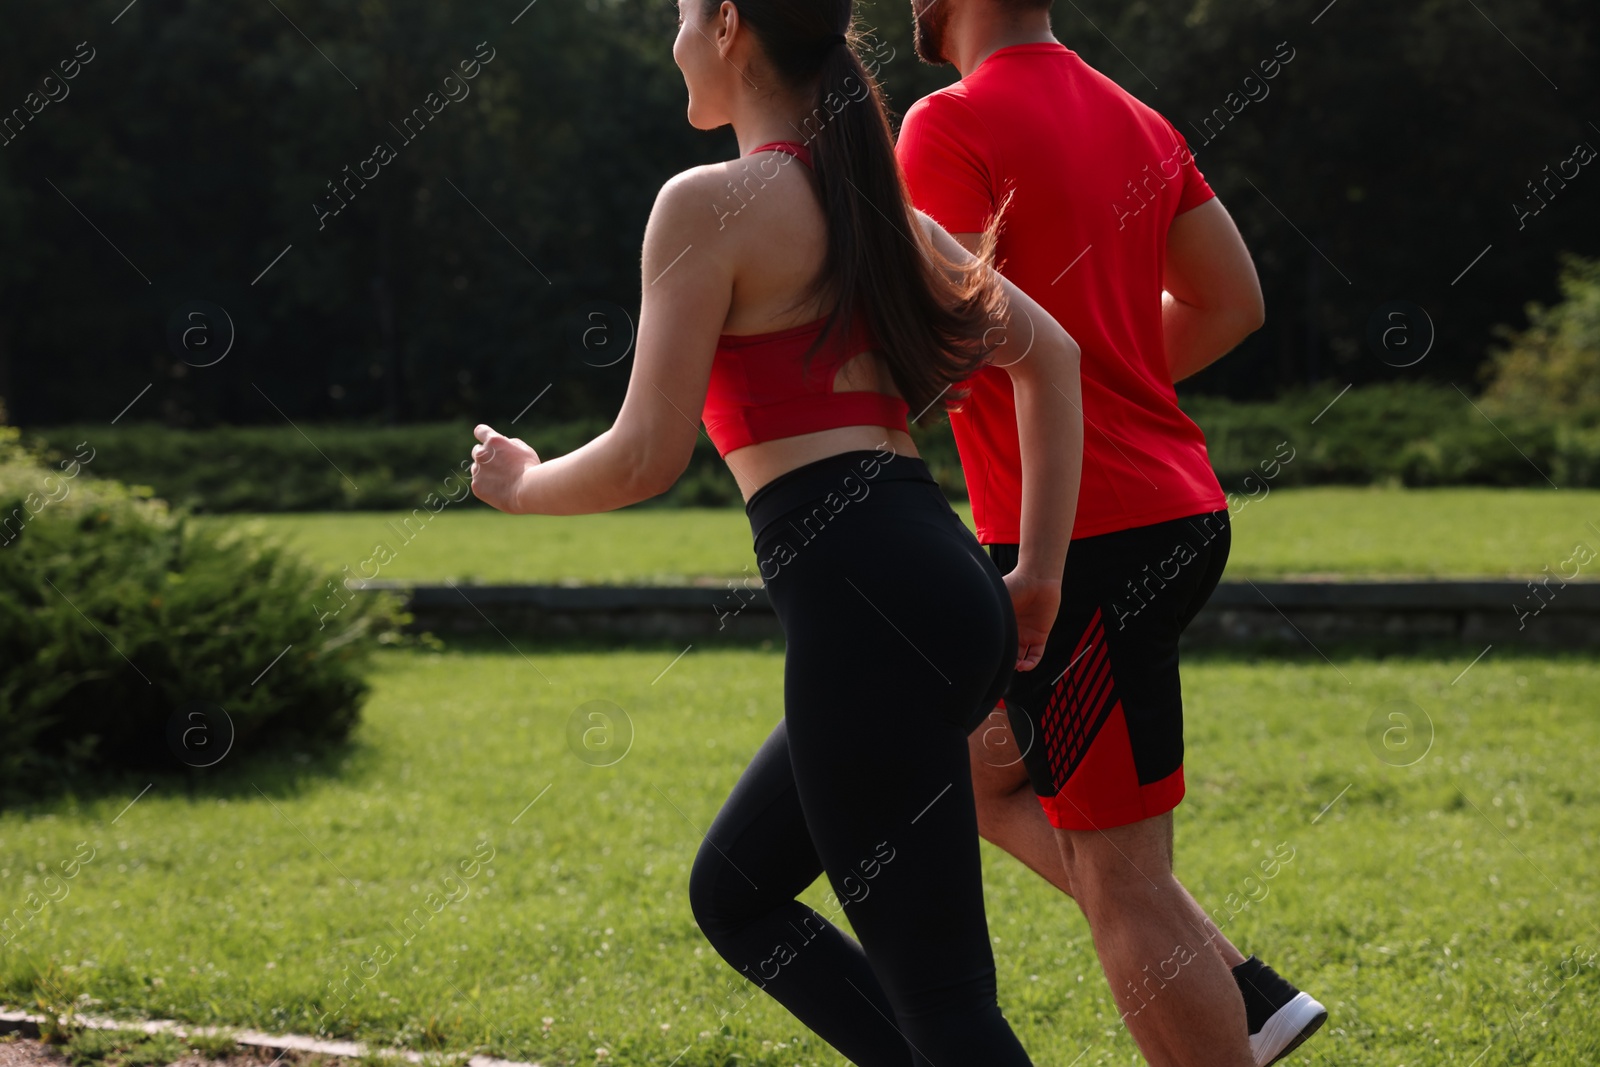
[{"x1": 896, "y1": 42, "x2": 1227, "y2": 543}]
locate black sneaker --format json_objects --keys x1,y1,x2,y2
[{"x1": 1232, "y1": 956, "x2": 1328, "y2": 1066}]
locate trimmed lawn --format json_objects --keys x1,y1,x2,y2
[
  {"x1": 195, "y1": 488, "x2": 1600, "y2": 584},
  {"x1": 2, "y1": 645, "x2": 1595, "y2": 1066}
]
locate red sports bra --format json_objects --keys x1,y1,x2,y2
[{"x1": 700, "y1": 140, "x2": 911, "y2": 458}]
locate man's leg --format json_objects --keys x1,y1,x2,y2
[
  {"x1": 1059, "y1": 811, "x2": 1252, "y2": 1067},
  {"x1": 980, "y1": 515, "x2": 1325, "y2": 1066},
  {"x1": 966, "y1": 713, "x2": 1246, "y2": 968}
]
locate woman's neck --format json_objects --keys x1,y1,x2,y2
[{"x1": 730, "y1": 89, "x2": 830, "y2": 158}]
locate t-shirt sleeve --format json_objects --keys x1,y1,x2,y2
[
  {"x1": 1161, "y1": 117, "x2": 1216, "y2": 214},
  {"x1": 895, "y1": 92, "x2": 996, "y2": 235}
]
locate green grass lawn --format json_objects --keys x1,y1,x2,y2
[
  {"x1": 2, "y1": 645, "x2": 1595, "y2": 1066},
  {"x1": 196, "y1": 488, "x2": 1600, "y2": 585}
]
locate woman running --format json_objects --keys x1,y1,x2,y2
[{"x1": 468, "y1": 0, "x2": 1083, "y2": 1062}]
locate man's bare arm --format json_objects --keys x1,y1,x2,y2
[{"x1": 1161, "y1": 198, "x2": 1264, "y2": 382}]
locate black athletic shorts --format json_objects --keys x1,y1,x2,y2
[{"x1": 985, "y1": 509, "x2": 1230, "y2": 831}]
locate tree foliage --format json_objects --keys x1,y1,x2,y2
[
  {"x1": 1482, "y1": 254, "x2": 1600, "y2": 423},
  {"x1": 0, "y1": 0, "x2": 1595, "y2": 426}
]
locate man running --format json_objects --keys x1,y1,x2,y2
[{"x1": 894, "y1": 1, "x2": 1327, "y2": 1064}]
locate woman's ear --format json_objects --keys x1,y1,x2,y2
[{"x1": 715, "y1": 0, "x2": 740, "y2": 60}]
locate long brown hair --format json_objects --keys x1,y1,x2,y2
[{"x1": 707, "y1": 0, "x2": 1009, "y2": 421}]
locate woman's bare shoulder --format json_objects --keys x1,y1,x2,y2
[{"x1": 648, "y1": 154, "x2": 820, "y2": 267}]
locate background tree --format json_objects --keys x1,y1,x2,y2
[{"x1": 0, "y1": 0, "x2": 1595, "y2": 426}]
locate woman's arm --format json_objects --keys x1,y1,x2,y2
[
  {"x1": 916, "y1": 211, "x2": 1083, "y2": 671},
  {"x1": 470, "y1": 168, "x2": 735, "y2": 515}
]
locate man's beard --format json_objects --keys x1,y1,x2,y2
[{"x1": 911, "y1": 0, "x2": 950, "y2": 64}]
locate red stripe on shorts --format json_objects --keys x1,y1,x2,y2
[{"x1": 1040, "y1": 608, "x2": 1116, "y2": 785}]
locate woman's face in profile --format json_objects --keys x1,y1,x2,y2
[{"x1": 672, "y1": 0, "x2": 735, "y2": 130}]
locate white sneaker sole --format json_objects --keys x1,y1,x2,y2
[{"x1": 1250, "y1": 991, "x2": 1328, "y2": 1067}]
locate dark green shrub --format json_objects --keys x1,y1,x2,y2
[
  {"x1": 19, "y1": 381, "x2": 1595, "y2": 521},
  {"x1": 19, "y1": 420, "x2": 756, "y2": 512},
  {"x1": 908, "y1": 417, "x2": 966, "y2": 498},
  {"x1": 17, "y1": 417, "x2": 972, "y2": 512},
  {"x1": 1183, "y1": 381, "x2": 1575, "y2": 490},
  {"x1": 0, "y1": 427, "x2": 408, "y2": 804}
]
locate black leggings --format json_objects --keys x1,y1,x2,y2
[{"x1": 687, "y1": 449, "x2": 1033, "y2": 1067}]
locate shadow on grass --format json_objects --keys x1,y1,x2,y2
[{"x1": 0, "y1": 727, "x2": 385, "y2": 817}]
